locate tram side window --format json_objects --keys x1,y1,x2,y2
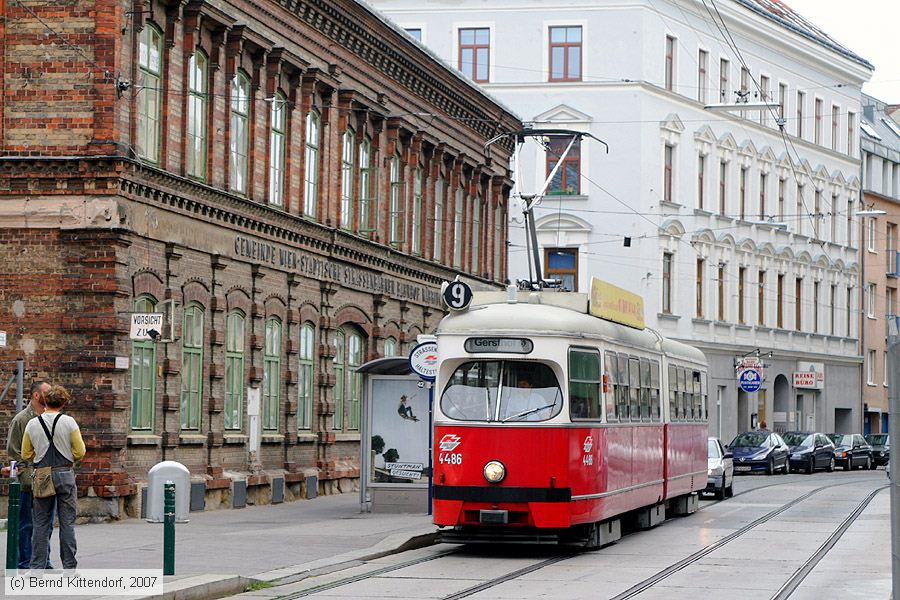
[
  {"x1": 628, "y1": 357, "x2": 640, "y2": 422},
  {"x1": 650, "y1": 359, "x2": 661, "y2": 421},
  {"x1": 639, "y1": 359, "x2": 651, "y2": 421},
  {"x1": 692, "y1": 370, "x2": 703, "y2": 421},
  {"x1": 667, "y1": 364, "x2": 677, "y2": 422},
  {"x1": 617, "y1": 354, "x2": 630, "y2": 421},
  {"x1": 700, "y1": 371, "x2": 708, "y2": 421},
  {"x1": 604, "y1": 351, "x2": 617, "y2": 422},
  {"x1": 676, "y1": 367, "x2": 686, "y2": 421},
  {"x1": 569, "y1": 349, "x2": 602, "y2": 420}
]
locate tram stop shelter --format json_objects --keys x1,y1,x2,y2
[{"x1": 358, "y1": 357, "x2": 431, "y2": 514}]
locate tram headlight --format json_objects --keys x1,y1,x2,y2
[{"x1": 483, "y1": 460, "x2": 506, "y2": 484}]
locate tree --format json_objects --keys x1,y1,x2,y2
[
  {"x1": 371, "y1": 435, "x2": 385, "y2": 455},
  {"x1": 383, "y1": 448, "x2": 399, "y2": 464}
]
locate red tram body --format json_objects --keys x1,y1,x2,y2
[{"x1": 432, "y1": 288, "x2": 708, "y2": 545}]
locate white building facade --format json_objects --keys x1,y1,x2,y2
[{"x1": 370, "y1": 0, "x2": 873, "y2": 441}]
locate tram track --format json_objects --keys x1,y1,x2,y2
[
  {"x1": 609, "y1": 476, "x2": 884, "y2": 600},
  {"x1": 270, "y1": 474, "x2": 883, "y2": 600}
]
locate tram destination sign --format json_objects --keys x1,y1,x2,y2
[{"x1": 464, "y1": 337, "x2": 534, "y2": 354}]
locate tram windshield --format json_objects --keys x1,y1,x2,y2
[{"x1": 440, "y1": 361, "x2": 563, "y2": 422}]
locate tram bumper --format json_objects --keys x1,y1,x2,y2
[{"x1": 433, "y1": 485, "x2": 572, "y2": 529}]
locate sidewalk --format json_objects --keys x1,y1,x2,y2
[{"x1": 0, "y1": 493, "x2": 437, "y2": 599}]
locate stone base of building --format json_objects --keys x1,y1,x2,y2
[{"x1": 0, "y1": 472, "x2": 360, "y2": 523}]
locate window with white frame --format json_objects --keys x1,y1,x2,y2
[
  {"x1": 869, "y1": 218, "x2": 876, "y2": 252},
  {"x1": 180, "y1": 303, "x2": 204, "y2": 430},
  {"x1": 298, "y1": 322, "x2": 315, "y2": 430},
  {"x1": 131, "y1": 295, "x2": 157, "y2": 431},
  {"x1": 269, "y1": 92, "x2": 286, "y2": 205},
  {"x1": 230, "y1": 73, "x2": 251, "y2": 195},
  {"x1": 663, "y1": 144, "x2": 674, "y2": 203},
  {"x1": 263, "y1": 318, "x2": 282, "y2": 431},
  {"x1": 137, "y1": 25, "x2": 163, "y2": 163},
  {"x1": 719, "y1": 58, "x2": 729, "y2": 102},
  {"x1": 224, "y1": 310, "x2": 245, "y2": 431},
  {"x1": 494, "y1": 203, "x2": 502, "y2": 277},
  {"x1": 389, "y1": 154, "x2": 404, "y2": 245},
  {"x1": 664, "y1": 35, "x2": 675, "y2": 91},
  {"x1": 868, "y1": 283, "x2": 876, "y2": 317},
  {"x1": 358, "y1": 137, "x2": 373, "y2": 236},
  {"x1": 304, "y1": 109, "x2": 320, "y2": 218},
  {"x1": 697, "y1": 154, "x2": 706, "y2": 210},
  {"x1": 186, "y1": 51, "x2": 208, "y2": 180},
  {"x1": 697, "y1": 49, "x2": 708, "y2": 103},
  {"x1": 384, "y1": 337, "x2": 399, "y2": 357},
  {"x1": 453, "y1": 186, "x2": 464, "y2": 268},
  {"x1": 867, "y1": 349, "x2": 876, "y2": 384},
  {"x1": 459, "y1": 28, "x2": 490, "y2": 82},
  {"x1": 340, "y1": 129, "x2": 355, "y2": 230},
  {"x1": 471, "y1": 195, "x2": 481, "y2": 273},
  {"x1": 549, "y1": 26, "x2": 582, "y2": 82},
  {"x1": 411, "y1": 168, "x2": 423, "y2": 255},
  {"x1": 434, "y1": 176, "x2": 444, "y2": 261},
  {"x1": 662, "y1": 252, "x2": 673, "y2": 314}
]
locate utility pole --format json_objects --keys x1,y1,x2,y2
[{"x1": 888, "y1": 323, "x2": 900, "y2": 599}]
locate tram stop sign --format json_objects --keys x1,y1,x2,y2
[{"x1": 738, "y1": 368, "x2": 762, "y2": 393}]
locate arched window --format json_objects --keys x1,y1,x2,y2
[
  {"x1": 131, "y1": 295, "x2": 157, "y2": 431},
  {"x1": 180, "y1": 303, "x2": 205, "y2": 430},
  {"x1": 263, "y1": 318, "x2": 282, "y2": 431},
  {"x1": 137, "y1": 24, "x2": 163, "y2": 162},
  {"x1": 389, "y1": 154, "x2": 404, "y2": 245},
  {"x1": 269, "y1": 92, "x2": 287, "y2": 205},
  {"x1": 230, "y1": 72, "x2": 251, "y2": 194},
  {"x1": 358, "y1": 137, "x2": 373, "y2": 236},
  {"x1": 384, "y1": 337, "x2": 398, "y2": 357},
  {"x1": 304, "y1": 109, "x2": 320, "y2": 218},
  {"x1": 333, "y1": 326, "x2": 365, "y2": 431},
  {"x1": 224, "y1": 311, "x2": 245, "y2": 431},
  {"x1": 340, "y1": 128, "x2": 355, "y2": 230},
  {"x1": 186, "y1": 51, "x2": 208, "y2": 180},
  {"x1": 298, "y1": 322, "x2": 316, "y2": 430}
]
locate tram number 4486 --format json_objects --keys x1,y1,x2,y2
[{"x1": 439, "y1": 453, "x2": 463, "y2": 465}]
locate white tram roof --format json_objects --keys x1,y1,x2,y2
[{"x1": 437, "y1": 291, "x2": 707, "y2": 366}]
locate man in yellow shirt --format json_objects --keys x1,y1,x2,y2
[{"x1": 22, "y1": 384, "x2": 85, "y2": 570}]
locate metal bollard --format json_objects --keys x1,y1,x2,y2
[
  {"x1": 163, "y1": 481, "x2": 175, "y2": 576},
  {"x1": 6, "y1": 480, "x2": 20, "y2": 570}
]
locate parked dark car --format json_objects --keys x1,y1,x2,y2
[
  {"x1": 727, "y1": 431, "x2": 789, "y2": 475},
  {"x1": 865, "y1": 433, "x2": 890, "y2": 467},
  {"x1": 705, "y1": 437, "x2": 734, "y2": 499},
  {"x1": 783, "y1": 432, "x2": 835, "y2": 473},
  {"x1": 826, "y1": 433, "x2": 874, "y2": 470}
]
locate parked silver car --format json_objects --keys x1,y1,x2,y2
[{"x1": 705, "y1": 437, "x2": 734, "y2": 499}]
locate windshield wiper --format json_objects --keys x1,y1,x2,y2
[{"x1": 502, "y1": 402, "x2": 558, "y2": 423}]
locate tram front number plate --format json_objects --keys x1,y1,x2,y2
[{"x1": 480, "y1": 509, "x2": 509, "y2": 524}]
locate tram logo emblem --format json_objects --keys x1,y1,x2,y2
[
  {"x1": 439, "y1": 434, "x2": 462, "y2": 452},
  {"x1": 583, "y1": 436, "x2": 593, "y2": 453}
]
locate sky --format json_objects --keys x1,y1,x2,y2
[{"x1": 783, "y1": 0, "x2": 900, "y2": 102}]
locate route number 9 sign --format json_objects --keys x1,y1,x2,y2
[{"x1": 442, "y1": 280, "x2": 473, "y2": 311}]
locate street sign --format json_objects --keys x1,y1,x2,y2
[
  {"x1": 442, "y1": 280, "x2": 473, "y2": 311},
  {"x1": 738, "y1": 368, "x2": 762, "y2": 393},
  {"x1": 409, "y1": 341, "x2": 438, "y2": 381},
  {"x1": 130, "y1": 313, "x2": 164, "y2": 341}
]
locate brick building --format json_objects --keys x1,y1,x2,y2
[{"x1": 0, "y1": 0, "x2": 518, "y2": 519}]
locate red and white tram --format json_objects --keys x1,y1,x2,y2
[{"x1": 432, "y1": 284, "x2": 708, "y2": 546}]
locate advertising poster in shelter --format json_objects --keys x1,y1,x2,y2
[{"x1": 370, "y1": 377, "x2": 430, "y2": 484}]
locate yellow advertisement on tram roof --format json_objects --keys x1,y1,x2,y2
[{"x1": 589, "y1": 277, "x2": 645, "y2": 330}]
